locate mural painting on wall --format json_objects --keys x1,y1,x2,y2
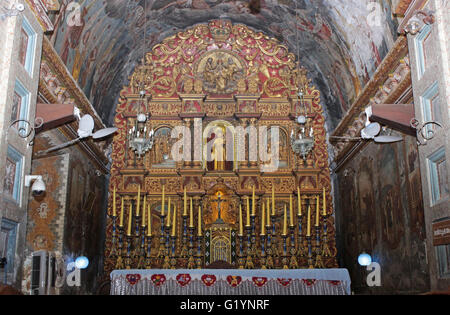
[
  {"x1": 378, "y1": 144, "x2": 404, "y2": 250},
  {"x1": 27, "y1": 156, "x2": 63, "y2": 251},
  {"x1": 405, "y1": 137, "x2": 425, "y2": 240},
  {"x1": 358, "y1": 157, "x2": 377, "y2": 251},
  {"x1": 51, "y1": 0, "x2": 398, "y2": 126}
]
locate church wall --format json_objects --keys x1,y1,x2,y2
[
  {"x1": 21, "y1": 128, "x2": 109, "y2": 294},
  {"x1": 335, "y1": 135, "x2": 430, "y2": 294},
  {"x1": 0, "y1": 3, "x2": 43, "y2": 289},
  {"x1": 406, "y1": 0, "x2": 450, "y2": 291}
]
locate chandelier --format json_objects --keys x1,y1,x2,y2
[
  {"x1": 290, "y1": 89, "x2": 315, "y2": 161},
  {"x1": 128, "y1": 90, "x2": 154, "y2": 159}
]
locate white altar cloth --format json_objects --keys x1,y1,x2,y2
[{"x1": 110, "y1": 269, "x2": 351, "y2": 295}]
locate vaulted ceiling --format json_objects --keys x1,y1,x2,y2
[{"x1": 50, "y1": 0, "x2": 398, "y2": 129}]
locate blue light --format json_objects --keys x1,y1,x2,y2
[
  {"x1": 358, "y1": 253, "x2": 372, "y2": 266},
  {"x1": 75, "y1": 256, "x2": 89, "y2": 269}
]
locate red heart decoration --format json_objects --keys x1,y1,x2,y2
[
  {"x1": 151, "y1": 274, "x2": 166, "y2": 286},
  {"x1": 252, "y1": 277, "x2": 268, "y2": 287},
  {"x1": 328, "y1": 280, "x2": 341, "y2": 286},
  {"x1": 125, "y1": 274, "x2": 141, "y2": 286},
  {"x1": 277, "y1": 278, "x2": 292, "y2": 287},
  {"x1": 176, "y1": 274, "x2": 192, "y2": 287},
  {"x1": 302, "y1": 279, "x2": 317, "y2": 287},
  {"x1": 226, "y1": 275, "x2": 242, "y2": 287},
  {"x1": 201, "y1": 274, "x2": 217, "y2": 287}
]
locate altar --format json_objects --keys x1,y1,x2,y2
[{"x1": 110, "y1": 268, "x2": 351, "y2": 295}]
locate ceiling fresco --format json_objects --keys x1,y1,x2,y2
[{"x1": 50, "y1": 0, "x2": 398, "y2": 129}]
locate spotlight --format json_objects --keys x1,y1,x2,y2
[
  {"x1": 75, "y1": 256, "x2": 89, "y2": 269},
  {"x1": 358, "y1": 252, "x2": 372, "y2": 266}
]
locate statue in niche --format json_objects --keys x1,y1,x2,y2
[
  {"x1": 211, "y1": 126, "x2": 226, "y2": 171},
  {"x1": 151, "y1": 127, "x2": 176, "y2": 168}
]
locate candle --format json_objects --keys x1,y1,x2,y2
[
  {"x1": 272, "y1": 186, "x2": 275, "y2": 216},
  {"x1": 198, "y1": 206, "x2": 202, "y2": 236},
  {"x1": 283, "y1": 204, "x2": 287, "y2": 236},
  {"x1": 184, "y1": 187, "x2": 187, "y2": 216},
  {"x1": 252, "y1": 186, "x2": 255, "y2": 216},
  {"x1": 166, "y1": 197, "x2": 171, "y2": 227},
  {"x1": 189, "y1": 197, "x2": 194, "y2": 227},
  {"x1": 136, "y1": 185, "x2": 141, "y2": 217},
  {"x1": 161, "y1": 185, "x2": 165, "y2": 216},
  {"x1": 323, "y1": 187, "x2": 326, "y2": 216},
  {"x1": 307, "y1": 205, "x2": 311, "y2": 237},
  {"x1": 246, "y1": 196, "x2": 250, "y2": 227},
  {"x1": 297, "y1": 187, "x2": 302, "y2": 216},
  {"x1": 127, "y1": 203, "x2": 133, "y2": 236},
  {"x1": 147, "y1": 204, "x2": 152, "y2": 236},
  {"x1": 239, "y1": 204, "x2": 243, "y2": 236},
  {"x1": 315, "y1": 196, "x2": 319, "y2": 227},
  {"x1": 142, "y1": 195, "x2": 146, "y2": 227},
  {"x1": 119, "y1": 197, "x2": 124, "y2": 227},
  {"x1": 266, "y1": 198, "x2": 270, "y2": 226},
  {"x1": 171, "y1": 206, "x2": 177, "y2": 236},
  {"x1": 113, "y1": 187, "x2": 116, "y2": 217},
  {"x1": 289, "y1": 194, "x2": 293, "y2": 227},
  {"x1": 261, "y1": 202, "x2": 265, "y2": 235}
]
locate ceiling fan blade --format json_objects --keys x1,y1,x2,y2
[
  {"x1": 374, "y1": 135, "x2": 403, "y2": 143},
  {"x1": 77, "y1": 114, "x2": 94, "y2": 138},
  {"x1": 35, "y1": 137, "x2": 82, "y2": 156},
  {"x1": 92, "y1": 127, "x2": 118, "y2": 139},
  {"x1": 361, "y1": 122, "x2": 381, "y2": 139}
]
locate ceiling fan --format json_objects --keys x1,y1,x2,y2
[
  {"x1": 36, "y1": 114, "x2": 118, "y2": 155},
  {"x1": 330, "y1": 108, "x2": 403, "y2": 144}
]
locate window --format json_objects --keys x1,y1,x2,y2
[
  {"x1": 18, "y1": 17, "x2": 37, "y2": 75},
  {"x1": 436, "y1": 244, "x2": 450, "y2": 279},
  {"x1": 0, "y1": 219, "x2": 18, "y2": 276},
  {"x1": 427, "y1": 147, "x2": 449, "y2": 205},
  {"x1": 421, "y1": 82, "x2": 442, "y2": 137},
  {"x1": 11, "y1": 79, "x2": 30, "y2": 136},
  {"x1": 4, "y1": 145, "x2": 24, "y2": 204},
  {"x1": 414, "y1": 24, "x2": 432, "y2": 79}
]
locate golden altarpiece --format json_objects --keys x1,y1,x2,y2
[{"x1": 104, "y1": 20, "x2": 338, "y2": 273}]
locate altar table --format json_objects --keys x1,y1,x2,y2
[{"x1": 110, "y1": 269, "x2": 351, "y2": 295}]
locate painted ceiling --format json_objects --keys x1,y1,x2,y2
[{"x1": 50, "y1": 0, "x2": 398, "y2": 129}]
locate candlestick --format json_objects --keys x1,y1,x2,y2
[
  {"x1": 171, "y1": 206, "x2": 177, "y2": 237},
  {"x1": 189, "y1": 197, "x2": 194, "y2": 227},
  {"x1": 187, "y1": 226, "x2": 195, "y2": 269},
  {"x1": 306, "y1": 235, "x2": 313, "y2": 269},
  {"x1": 195, "y1": 234, "x2": 203, "y2": 269},
  {"x1": 115, "y1": 225, "x2": 125, "y2": 269},
  {"x1": 119, "y1": 197, "x2": 124, "y2": 227},
  {"x1": 238, "y1": 234, "x2": 245, "y2": 269},
  {"x1": 245, "y1": 225, "x2": 254, "y2": 269},
  {"x1": 289, "y1": 194, "x2": 294, "y2": 227},
  {"x1": 161, "y1": 185, "x2": 165, "y2": 216},
  {"x1": 314, "y1": 225, "x2": 324, "y2": 268},
  {"x1": 136, "y1": 185, "x2": 141, "y2": 217},
  {"x1": 198, "y1": 205, "x2": 202, "y2": 236},
  {"x1": 246, "y1": 197, "x2": 250, "y2": 227},
  {"x1": 272, "y1": 185, "x2": 275, "y2": 216},
  {"x1": 166, "y1": 197, "x2": 171, "y2": 227},
  {"x1": 146, "y1": 232, "x2": 153, "y2": 269},
  {"x1": 239, "y1": 204, "x2": 243, "y2": 236},
  {"x1": 142, "y1": 196, "x2": 146, "y2": 227},
  {"x1": 289, "y1": 225, "x2": 298, "y2": 269},
  {"x1": 113, "y1": 187, "x2": 116, "y2": 217},
  {"x1": 147, "y1": 204, "x2": 152, "y2": 236},
  {"x1": 315, "y1": 196, "x2": 319, "y2": 227},
  {"x1": 184, "y1": 187, "x2": 187, "y2": 216},
  {"x1": 307, "y1": 205, "x2": 311, "y2": 237},
  {"x1": 281, "y1": 234, "x2": 289, "y2": 269},
  {"x1": 127, "y1": 203, "x2": 133, "y2": 236},
  {"x1": 252, "y1": 186, "x2": 255, "y2": 216},
  {"x1": 261, "y1": 202, "x2": 265, "y2": 235}
]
